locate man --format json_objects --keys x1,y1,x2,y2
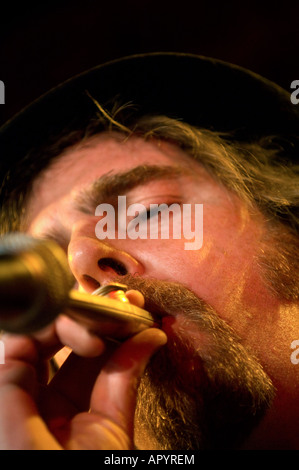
[{"x1": 0, "y1": 53, "x2": 298, "y2": 450}]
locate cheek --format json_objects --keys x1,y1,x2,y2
[
  {"x1": 127, "y1": 237, "x2": 205, "y2": 290},
  {"x1": 122, "y1": 213, "x2": 262, "y2": 318}
]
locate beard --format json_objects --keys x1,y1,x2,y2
[
  {"x1": 114, "y1": 274, "x2": 275, "y2": 450},
  {"x1": 258, "y1": 223, "x2": 299, "y2": 302}
]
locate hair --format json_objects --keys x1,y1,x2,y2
[{"x1": 0, "y1": 100, "x2": 298, "y2": 299}]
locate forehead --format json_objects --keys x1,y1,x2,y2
[
  {"x1": 38, "y1": 132, "x2": 198, "y2": 186},
  {"x1": 26, "y1": 132, "x2": 204, "y2": 224}
]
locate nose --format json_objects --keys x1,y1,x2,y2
[{"x1": 68, "y1": 234, "x2": 144, "y2": 293}]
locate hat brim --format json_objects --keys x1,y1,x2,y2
[{"x1": 1, "y1": 52, "x2": 299, "y2": 170}]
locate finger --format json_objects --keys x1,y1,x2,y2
[
  {"x1": 2, "y1": 324, "x2": 62, "y2": 363},
  {"x1": 53, "y1": 289, "x2": 144, "y2": 357},
  {"x1": 1, "y1": 333, "x2": 38, "y2": 364},
  {"x1": 2, "y1": 325, "x2": 66, "y2": 385},
  {"x1": 31, "y1": 323, "x2": 63, "y2": 359},
  {"x1": 0, "y1": 335, "x2": 61, "y2": 449},
  {"x1": 0, "y1": 334, "x2": 49, "y2": 387},
  {"x1": 90, "y1": 328, "x2": 167, "y2": 440},
  {"x1": 55, "y1": 315, "x2": 105, "y2": 357},
  {"x1": 0, "y1": 386, "x2": 62, "y2": 450},
  {"x1": 125, "y1": 289, "x2": 145, "y2": 308},
  {"x1": 47, "y1": 339, "x2": 119, "y2": 413}
]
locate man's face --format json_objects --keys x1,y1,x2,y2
[{"x1": 25, "y1": 132, "x2": 298, "y2": 449}]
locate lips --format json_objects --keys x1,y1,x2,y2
[
  {"x1": 95, "y1": 278, "x2": 177, "y2": 320},
  {"x1": 101, "y1": 275, "x2": 210, "y2": 342}
]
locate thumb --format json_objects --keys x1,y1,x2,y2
[{"x1": 89, "y1": 328, "x2": 167, "y2": 439}]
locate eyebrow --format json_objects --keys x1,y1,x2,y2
[{"x1": 74, "y1": 164, "x2": 189, "y2": 214}]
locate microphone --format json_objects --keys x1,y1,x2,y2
[{"x1": 0, "y1": 233, "x2": 157, "y2": 339}]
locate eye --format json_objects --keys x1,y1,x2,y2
[
  {"x1": 134, "y1": 206, "x2": 160, "y2": 222},
  {"x1": 132, "y1": 202, "x2": 183, "y2": 221},
  {"x1": 144, "y1": 208, "x2": 156, "y2": 219}
]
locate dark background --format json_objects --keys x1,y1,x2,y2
[{"x1": 1, "y1": 0, "x2": 299, "y2": 127}]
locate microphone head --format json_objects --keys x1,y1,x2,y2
[{"x1": 0, "y1": 233, "x2": 74, "y2": 333}]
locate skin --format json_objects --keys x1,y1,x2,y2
[{"x1": 0, "y1": 132, "x2": 298, "y2": 449}]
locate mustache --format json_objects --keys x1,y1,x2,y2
[
  {"x1": 115, "y1": 274, "x2": 241, "y2": 354},
  {"x1": 115, "y1": 273, "x2": 275, "y2": 402},
  {"x1": 114, "y1": 274, "x2": 275, "y2": 449},
  {"x1": 115, "y1": 274, "x2": 214, "y2": 319}
]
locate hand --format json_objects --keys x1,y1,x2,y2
[{"x1": 0, "y1": 290, "x2": 167, "y2": 449}]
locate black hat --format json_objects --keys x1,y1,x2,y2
[{"x1": 1, "y1": 52, "x2": 299, "y2": 178}]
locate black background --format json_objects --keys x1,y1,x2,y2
[{"x1": 1, "y1": 0, "x2": 299, "y2": 127}]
